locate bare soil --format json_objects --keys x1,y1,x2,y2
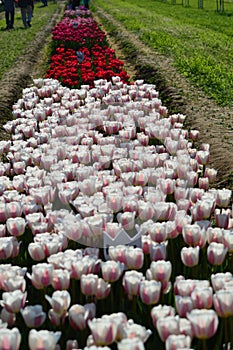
[{"x1": 0, "y1": 3, "x2": 232, "y2": 188}]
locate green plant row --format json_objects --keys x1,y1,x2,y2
[
  {"x1": 0, "y1": 1, "x2": 64, "y2": 81},
  {"x1": 91, "y1": 0, "x2": 233, "y2": 106}
]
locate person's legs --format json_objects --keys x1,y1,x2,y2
[
  {"x1": 21, "y1": 7, "x2": 28, "y2": 28},
  {"x1": 26, "y1": 5, "x2": 32, "y2": 26},
  {"x1": 5, "y1": 11, "x2": 10, "y2": 29},
  {"x1": 9, "y1": 10, "x2": 15, "y2": 28}
]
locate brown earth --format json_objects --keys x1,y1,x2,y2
[{"x1": 0, "y1": 3, "x2": 233, "y2": 188}]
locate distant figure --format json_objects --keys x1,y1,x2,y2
[
  {"x1": 18, "y1": 0, "x2": 33, "y2": 28},
  {"x1": 3, "y1": 0, "x2": 15, "y2": 30},
  {"x1": 83, "y1": 0, "x2": 89, "y2": 9},
  {"x1": 71, "y1": 0, "x2": 80, "y2": 10}
]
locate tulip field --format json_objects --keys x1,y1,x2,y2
[{"x1": 0, "y1": 4, "x2": 233, "y2": 350}]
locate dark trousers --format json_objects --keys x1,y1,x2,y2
[
  {"x1": 21, "y1": 5, "x2": 32, "y2": 28},
  {"x1": 5, "y1": 10, "x2": 15, "y2": 28}
]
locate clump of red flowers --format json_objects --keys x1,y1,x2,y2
[{"x1": 46, "y1": 7, "x2": 130, "y2": 89}]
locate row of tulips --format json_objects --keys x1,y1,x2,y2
[
  {"x1": 0, "y1": 4, "x2": 233, "y2": 350},
  {"x1": 45, "y1": 8, "x2": 130, "y2": 89}
]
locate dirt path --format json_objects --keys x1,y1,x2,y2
[{"x1": 92, "y1": 6, "x2": 233, "y2": 187}]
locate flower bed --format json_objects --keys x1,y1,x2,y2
[
  {"x1": 0, "y1": 5, "x2": 233, "y2": 350},
  {"x1": 46, "y1": 8, "x2": 130, "y2": 89}
]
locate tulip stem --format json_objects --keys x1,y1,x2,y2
[
  {"x1": 201, "y1": 246, "x2": 208, "y2": 279},
  {"x1": 227, "y1": 253, "x2": 233, "y2": 275},
  {"x1": 229, "y1": 316, "x2": 233, "y2": 348},
  {"x1": 132, "y1": 295, "x2": 137, "y2": 319},
  {"x1": 224, "y1": 317, "x2": 229, "y2": 344},
  {"x1": 202, "y1": 338, "x2": 207, "y2": 350},
  {"x1": 110, "y1": 286, "x2": 115, "y2": 313}
]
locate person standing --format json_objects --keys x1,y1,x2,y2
[
  {"x1": 18, "y1": 0, "x2": 33, "y2": 28},
  {"x1": 83, "y1": 0, "x2": 89, "y2": 9},
  {"x1": 3, "y1": 0, "x2": 15, "y2": 30},
  {"x1": 71, "y1": 0, "x2": 80, "y2": 10}
]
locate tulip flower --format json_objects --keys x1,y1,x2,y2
[
  {"x1": 196, "y1": 150, "x2": 210, "y2": 166},
  {"x1": 20, "y1": 305, "x2": 46, "y2": 328},
  {"x1": 151, "y1": 304, "x2": 175, "y2": 328},
  {"x1": 5, "y1": 201, "x2": 22, "y2": 219},
  {"x1": 28, "y1": 329, "x2": 61, "y2": 350},
  {"x1": 118, "y1": 211, "x2": 136, "y2": 231},
  {"x1": 207, "y1": 242, "x2": 228, "y2": 266},
  {"x1": 150, "y1": 242, "x2": 167, "y2": 261},
  {"x1": 165, "y1": 334, "x2": 192, "y2": 350},
  {"x1": 51, "y1": 269, "x2": 70, "y2": 290},
  {"x1": 45, "y1": 290, "x2": 71, "y2": 317},
  {"x1": 214, "y1": 208, "x2": 230, "y2": 229},
  {"x1": 156, "y1": 315, "x2": 180, "y2": 342},
  {"x1": 139, "y1": 280, "x2": 161, "y2": 305},
  {"x1": 206, "y1": 227, "x2": 224, "y2": 244},
  {"x1": 149, "y1": 222, "x2": 167, "y2": 243},
  {"x1": 175, "y1": 295, "x2": 193, "y2": 317},
  {"x1": 212, "y1": 289, "x2": 233, "y2": 321},
  {"x1": 88, "y1": 317, "x2": 118, "y2": 346},
  {"x1": 124, "y1": 247, "x2": 144, "y2": 270},
  {"x1": 71, "y1": 255, "x2": 97, "y2": 280},
  {"x1": 117, "y1": 337, "x2": 145, "y2": 350},
  {"x1": 181, "y1": 246, "x2": 200, "y2": 267},
  {"x1": 108, "y1": 245, "x2": 127, "y2": 264},
  {"x1": 6, "y1": 217, "x2": 26, "y2": 237},
  {"x1": 0, "y1": 224, "x2": 6, "y2": 237},
  {"x1": 179, "y1": 318, "x2": 193, "y2": 339},
  {"x1": 84, "y1": 346, "x2": 111, "y2": 350},
  {"x1": 0, "y1": 307, "x2": 16, "y2": 327},
  {"x1": 27, "y1": 263, "x2": 54, "y2": 289},
  {"x1": 175, "y1": 210, "x2": 192, "y2": 234},
  {"x1": 182, "y1": 224, "x2": 204, "y2": 247},
  {"x1": 0, "y1": 327, "x2": 21, "y2": 350},
  {"x1": 101, "y1": 312, "x2": 127, "y2": 342},
  {"x1": 1, "y1": 290, "x2": 27, "y2": 313},
  {"x1": 121, "y1": 319, "x2": 152, "y2": 342},
  {"x1": 69, "y1": 303, "x2": 96, "y2": 331},
  {"x1": 215, "y1": 189, "x2": 232, "y2": 208},
  {"x1": 101, "y1": 261, "x2": 125, "y2": 282},
  {"x1": 186, "y1": 309, "x2": 219, "y2": 339},
  {"x1": 95, "y1": 278, "x2": 111, "y2": 299},
  {"x1": 0, "y1": 237, "x2": 15, "y2": 259},
  {"x1": 81, "y1": 274, "x2": 98, "y2": 296},
  {"x1": 122, "y1": 270, "x2": 144, "y2": 297},
  {"x1": 66, "y1": 339, "x2": 79, "y2": 350},
  {"x1": 146, "y1": 260, "x2": 172, "y2": 283},
  {"x1": 28, "y1": 242, "x2": 46, "y2": 261},
  {"x1": 174, "y1": 278, "x2": 197, "y2": 297},
  {"x1": 191, "y1": 287, "x2": 213, "y2": 309},
  {"x1": 198, "y1": 177, "x2": 209, "y2": 191},
  {"x1": 211, "y1": 272, "x2": 233, "y2": 292},
  {"x1": 222, "y1": 230, "x2": 233, "y2": 252}
]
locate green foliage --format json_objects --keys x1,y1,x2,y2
[
  {"x1": 0, "y1": 2, "x2": 61, "y2": 80},
  {"x1": 91, "y1": 0, "x2": 233, "y2": 106}
]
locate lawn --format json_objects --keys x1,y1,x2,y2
[
  {"x1": 91, "y1": 0, "x2": 233, "y2": 106},
  {"x1": 0, "y1": 1, "x2": 64, "y2": 80}
]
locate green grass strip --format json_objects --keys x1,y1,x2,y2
[
  {"x1": 91, "y1": 0, "x2": 233, "y2": 106},
  {"x1": 0, "y1": 1, "x2": 63, "y2": 80}
]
